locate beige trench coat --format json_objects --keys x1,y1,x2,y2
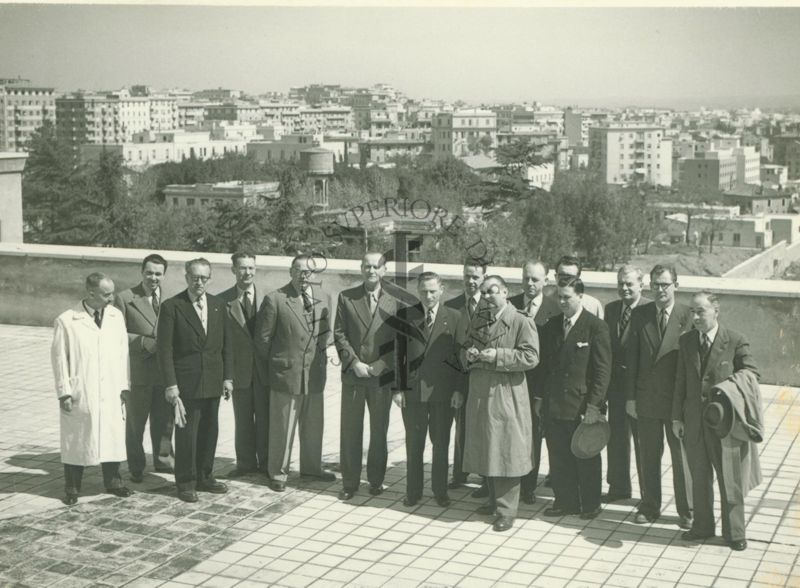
[
  {"x1": 460, "y1": 304, "x2": 539, "y2": 477},
  {"x1": 51, "y1": 304, "x2": 129, "y2": 466}
]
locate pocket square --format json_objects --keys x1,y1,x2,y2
[{"x1": 577, "y1": 342, "x2": 589, "y2": 348}]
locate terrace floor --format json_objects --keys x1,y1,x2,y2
[{"x1": 0, "y1": 324, "x2": 798, "y2": 588}]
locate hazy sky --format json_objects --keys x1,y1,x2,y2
[{"x1": 2, "y1": 4, "x2": 800, "y2": 107}]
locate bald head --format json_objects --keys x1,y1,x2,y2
[{"x1": 522, "y1": 261, "x2": 548, "y2": 299}]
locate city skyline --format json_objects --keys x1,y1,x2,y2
[{"x1": 3, "y1": 5, "x2": 800, "y2": 109}]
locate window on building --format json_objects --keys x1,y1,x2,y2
[
  {"x1": 201, "y1": 199, "x2": 208, "y2": 206},
  {"x1": 733, "y1": 233, "x2": 741, "y2": 246},
  {"x1": 172, "y1": 198, "x2": 178, "y2": 206}
]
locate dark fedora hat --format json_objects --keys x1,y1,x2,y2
[
  {"x1": 704, "y1": 393, "x2": 733, "y2": 438},
  {"x1": 571, "y1": 419, "x2": 610, "y2": 459}
]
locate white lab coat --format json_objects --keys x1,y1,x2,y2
[{"x1": 51, "y1": 303, "x2": 130, "y2": 465}]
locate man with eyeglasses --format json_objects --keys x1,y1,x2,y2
[
  {"x1": 624, "y1": 264, "x2": 693, "y2": 528},
  {"x1": 157, "y1": 258, "x2": 234, "y2": 503},
  {"x1": 256, "y1": 254, "x2": 335, "y2": 492}
]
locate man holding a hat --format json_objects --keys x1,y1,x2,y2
[
  {"x1": 539, "y1": 276, "x2": 612, "y2": 520},
  {"x1": 672, "y1": 290, "x2": 759, "y2": 551}
]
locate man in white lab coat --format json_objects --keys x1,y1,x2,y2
[{"x1": 51, "y1": 272, "x2": 132, "y2": 505}]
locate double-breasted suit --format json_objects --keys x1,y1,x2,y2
[
  {"x1": 539, "y1": 309, "x2": 611, "y2": 515},
  {"x1": 397, "y1": 303, "x2": 462, "y2": 502},
  {"x1": 115, "y1": 283, "x2": 175, "y2": 476},
  {"x1": 508, "y1": 292, "x2": 559, "y2": 497},
  {"x1": 256, "y1": 282, "x2": 332, "y2": 482},
  {"x1": 219, "y1": 285, "x2": 269, "y2": 473},
  {"x1": 157, "y1": 290, "x2": 233, "y2": 490},
  {"x1": 333, "y1": 282, "x2": 399, "y2": 493},
  {"x1": 625, "y1": 302, "x2": 693, "y2": 520},
  {"x1": 603, "y1": 296, "x2": 648, "y2": 497},
  {"x1": 673, "y1": 326, "x2": 758, "y2": 542}
]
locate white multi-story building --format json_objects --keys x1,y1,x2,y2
[
  {"x1": 588, "y1": 125, "x2": 672, "y2": 187},
  {"x1": 0, "y1": 79, "x2": 56, "y2": 151},
  {"x1": 431, "y1": 109, "x2": 497, "y2": 160}
]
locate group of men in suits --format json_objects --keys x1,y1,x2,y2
[{"x1": 82, "y1": 250, "x2": 758, "y2": 548}]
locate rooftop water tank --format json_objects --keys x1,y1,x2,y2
[{"x1": 300, "y1": 147, "x2": 334, "y2": 175}]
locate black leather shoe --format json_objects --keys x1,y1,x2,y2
[
  {"x1": 601, "y1": 492, "x2": 631, "y2": 503},
  {"x1": 682, "y1": 530, "x2": 715, "y2": 541},
  {"x1": 471, "y1": 484, "x2": 489, "y2": 499},
  {"x1": 130, "y1": 473, "x2": 143, "y2": 484},
  {"x1": 155, "y1": 466, "x2": 174, "y2": 474},
  {"x1": 476, "y1": 503, "x2": 495, "y2": 515},
  {"x1": 493, "y1": 516, "x2": 514, "y2": 532},
  {"x1": 435, "y1": 496, "x2": 451, "y2": 507},
  {"x1": 729, "y1": 539, "x2": 747, "y2": 551},
  {"x1": 197, "y1": 479, "x2": 228, "y2": 494},
  {"x1": 402, "y1": 497, "x2": 419, "y2": 507},
  {"x1": 678, "y1": 515, "x2": 693, "y2": 530},
  {"x1": 63, "y1": 494, "x2": 78, "y2": 506},
  {"x1": 369, "y1": 484, "x2": 384, "y2": 496},
  {"x1": 177, "y1": 489, "x2": 198, "y2": 503},
  {"x1": 543, "y1": 507, "x2": 577, "y2": 517},
  {"x1": 107, "y1": 487, "x2": 133, "y2": 498},
  {"x1": 580, "y1": 507, "x2": 602, "y2": 520},
  {"x1": 521, "y1": 491, "x2": 536, "y2": 505},
  {"x1": 338, "y1": 489, "x2": 355, "y2": 500},
  {"x1": 269, "y1": 480, "x2": 286, "y2": 492}
]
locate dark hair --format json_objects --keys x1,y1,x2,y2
[
  {"x1": 231, "y1": 251, "x2": 256, "y2": 265},
  {"x1": 463, "y1": 260, "x2": 488, "y2": 275},
  {"x1": 142, "y1": 253, "x2": 168, "y2": 272},
  {"x1": 417, "y1": 271, "x2": 442, "y2": 285},
  {"x1": 557, "y1": 275, "x2": 584, "y2": 294},
  {"x1": 556, "y1": 255, "x2": 582, "y2": 276},
  {"x1": 650, "y1": 263, "x2": 678, "y2": 284}
]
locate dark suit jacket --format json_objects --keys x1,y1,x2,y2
[
  {"x1": 604, "y1": 296, "x2": 650, "y2": 400},
  {"x1": 218, "y1": 285, "x2": 267, "y2": 390},
  {"x1": 156, "y1": 290, "x2": 233, "y2": 400},
  {"x1": 624, "y1": 302, "x2": 692, "y2": 419},
  {"x1": 509, "y1": 292, "x2": 558, "y2": 396},
  {"x1": 397, "y1": 303, "x2": 462, "y2": 403},
  {"x1": 333, "y1": 281, "x2": 400, "y2": 389},
  {"x1": 256, "y1": 282, "x2": 332, "y2": 395},
  {"x1": 445, "y1": 293, "x2": 477, "y2": 384},
  {"x1": 115, "y1": 283, "x2": 161, "y2": 386},
  {"x1": 672, "y1": 326, "x2": 759, "y2": 445},
  {"x1": 538, "y1": 309, "x2": 612, "y2": 421}
]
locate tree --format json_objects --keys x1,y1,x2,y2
[
  {"x1": 496, "y1": 138, "x2": 547, "y2": 172},
  {"x1": 521, "y1": 189, "x2": 577, "y2": 267}
]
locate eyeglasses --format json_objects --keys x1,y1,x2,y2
[
  {"x1": 188, "y1": 275, "x2": 210, "y2": 283},
  {"x1": 651, "y1": 282, "x2": 674, "y2": 290}
]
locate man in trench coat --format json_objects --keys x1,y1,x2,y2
[
  {"x1": 52, "y1": 272, "x2": 133, "y2": 505},
  {"x1": 460, "y1": 275, "x2": 539, "y2": 532}
]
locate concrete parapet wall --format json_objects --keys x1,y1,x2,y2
[
  {"x1": 1, "y1": 242, "x2": 799, "y2": 386},
  {"x1": 723, "y1": 240, "x2": 800, "y2": 279}
]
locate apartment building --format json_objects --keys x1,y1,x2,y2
[
  {"x1": 0, "y1": 79, "x2": 56, "y2": 151},
  {"x1": 588, "y1": 125, "x2": 672, "y2": 186},
  {"x1": 679, "y1": 146, "x2": 760, "y2": 191},
  {"x1": 164, "y1": 180, "x2": 280, "y2": 208},
  {"x1": 431, "y1": 109, "x2": 497, "y2": 160},
  {"x1": 563, "y1": 108, "x2": 609, "y2": 148}
]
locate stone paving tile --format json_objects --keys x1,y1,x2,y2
[{"x1": 0, "y1": 325, "x2": 799, "y2": 587}]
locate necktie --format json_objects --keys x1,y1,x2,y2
[
  {"x1": 152, "y1": 290, "x2": 160, "y2": 316},
  {"x1": 659, "y1": 309, "x2": 668, "y2": 337},
  {"x1": 526, "y1": 299, "x2": 537, "y2": 317},
  {"x1": 468, "y1": 297, "x2": 477, "y2": 318},
  {"x1": 242, "y1": 291, "x2": 253, "y2": 319},
  {"x1": 195, "y1": 297, "x2": 206, "y2": 332},
  {"x1": 701, "y1": 333, "x2": 711, "y2": 355},
  {"x1": 426, "y1": 308, "x2": 435, "y2": 330},
  {"x1": 563, "y1": 316, "x2": 571, "y2": 337},
  {"x1": 93, "y1": 310, "x2": 102, "y2": 329},
  {"x1": 619, "y1": 304, "x2": 631, "y2": 337},
  {"x1": 302, "y1": 288, "x2": 313, "y2": 313},
  {"x1": 369, "y1": 291, "x2": 378, "y2": 315}
]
